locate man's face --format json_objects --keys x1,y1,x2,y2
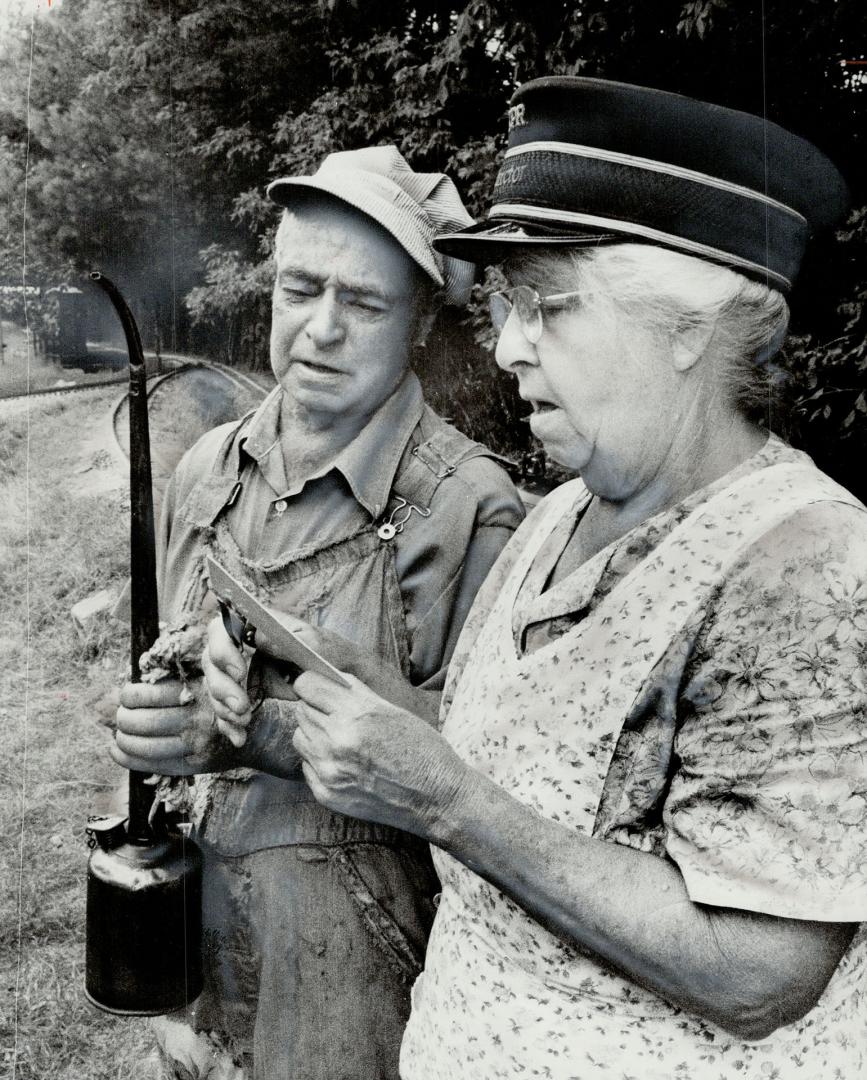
[{"x1": 270, "y1": 201, "x2": 418, "y2": 429}]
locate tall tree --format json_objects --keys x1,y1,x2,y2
[{"x1": 1, "y1": 1, "x2": 864, "y2": 486}]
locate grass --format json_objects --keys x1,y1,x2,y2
[
  {"x1": 0, "y1": 390, "x2": 154, "y2": 1078},
  {"x1": 0, "y1": 372, "x2": 264, "y2": 1078}
]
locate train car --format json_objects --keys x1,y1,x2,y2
[
  {"x1": 48, "y1": 284, "x2": 127, "y2": 372},
  {"x1": 52, "y1": 285, "x2": 90, "y2": 369}
]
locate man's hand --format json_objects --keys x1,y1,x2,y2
[
  {"x1": 202, "y1": 616, "x2": 255, "y2": 746},
  {"x1": 291, "y1": 671, "x2": 470, "y2": 838},
  {"x1": 112, "y1": 678, "x2": 236, "y2": 776},
  {"x1": 211, "y1": 610, "x2": 439, "y2": 724}
]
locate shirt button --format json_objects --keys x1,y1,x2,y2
[{"x1": 273, "y1": 499, "x2": 288, "y2": 516}]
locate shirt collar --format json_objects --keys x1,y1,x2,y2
[
  {"x1": 335, "y1": 371, "x2": 425, "y2": 517},
  {"x1": 240, "y1": 371, "x2": 425, "y2": 519},
  {"x1": 241, "y1": 386, "x2": 284, "y2": 481}
]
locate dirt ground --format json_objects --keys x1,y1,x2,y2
[{"x1": 1, "y1": 369, "x2": 267, "y2": 1078}]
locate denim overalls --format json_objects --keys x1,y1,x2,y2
[{"x1": 158, "y1": 406, "x2": 495, "y2": 1080}]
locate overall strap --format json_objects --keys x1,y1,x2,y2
[
  {"x1": 211, "y1": 409, "x2": 257, "y2": 476},
  {"x1": 178, "y1": 411, "x2": 258, "y2": 530},
  {"x1": 391, "y1": 405, "x2": 495, "y2": 511}
]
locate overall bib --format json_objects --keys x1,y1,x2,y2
[{"x1": 161, "y1": 413, "x2": 489, "y2": 1080}]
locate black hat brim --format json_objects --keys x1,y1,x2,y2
[{"x1": 433, "y1": 217, "x2": 620, "y2": 264}]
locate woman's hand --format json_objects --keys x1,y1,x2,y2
[{"x1": 291, "y1": 670, "x2": 470, "y2": 840}]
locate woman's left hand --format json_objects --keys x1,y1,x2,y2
[{"x1": 292, "y1": 671, "x2": 470, "y2": 840}]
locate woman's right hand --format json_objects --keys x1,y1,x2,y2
[{"x1": 292, "y1": 670, "x2": 468, "y2": 838}]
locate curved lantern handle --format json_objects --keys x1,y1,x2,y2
[{"x1": 88, "y1": 271, "x2": 160, "y2": 842}]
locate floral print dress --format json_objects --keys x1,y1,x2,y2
[{"x1": 400, "y1": 437, "x2": 867, "y2": 1080}]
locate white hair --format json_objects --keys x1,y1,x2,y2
[{"x1": 511, "y1": 243, "x2": 790, "y2": 416}]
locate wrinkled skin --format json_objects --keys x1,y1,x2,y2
[{"x1": 112, "y1": 622, "x2": 249, "y2": 775}]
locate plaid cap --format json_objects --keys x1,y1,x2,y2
[
  {"x1": 434, "y1": 77, "x2": 850, "y2": 293},
  {"x1": 267, "y1": 146, "x2": 476, "y2": 306}
]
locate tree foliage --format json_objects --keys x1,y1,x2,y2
[{"x1": 1, "y1": 0, "x2": 865, "y2": 484}]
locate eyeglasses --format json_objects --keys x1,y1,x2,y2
[{"x1": 488, "y1": 285, "x2": 584, "y2": 345}]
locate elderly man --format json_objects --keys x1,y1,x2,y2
[{"x1": 112, "y1": 147, "x2": 524, "y2": 1080}]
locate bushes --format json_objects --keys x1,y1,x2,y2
[{"x1": 184, "y1": 245, "x2": 273, "y2": 369}]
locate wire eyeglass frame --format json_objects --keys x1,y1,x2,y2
[{"x1": 488, "y1": 285, "x2": 585, "y2": 344}]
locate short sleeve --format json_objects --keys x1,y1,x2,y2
[{"x1": 664, "y1": 500, "x2": 867, "y2": 922}]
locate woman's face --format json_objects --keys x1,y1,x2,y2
[{"x1": 494, "y1": 266, "x2": 685, "y2": 500}]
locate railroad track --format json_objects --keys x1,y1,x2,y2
[
  {"x1": 0, "y1": 374, "x2": 129, "y2": 404},
  {"x1": 1, "y1": 354, "x2": 269, "y2": 406},
  {"x1": 7, "y1": 355, "x2": 552, "y2": 508},
  {"x1": 108, "y1": 358, "x2": 268, "y2": 465},
  {"x1": 107, "y1": 364, "x2": 191, "y2": 469},
  {"x1": 0, "y1": 358, "x2": 193, "y2": 422},
  {"x1": 198, "y1": 358, "x2": 270, "y2": 399},
  {"x1": 0, "y1": 373, "x2": 142, "y2": 417}
]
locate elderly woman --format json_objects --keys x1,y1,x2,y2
[{"x1": 204, "y1": 80, "x2": 867, "y2": 1078}]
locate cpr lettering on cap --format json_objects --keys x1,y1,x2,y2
[{"x1": 508, "y1": 103, "x2": 526, "y2": 130}]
